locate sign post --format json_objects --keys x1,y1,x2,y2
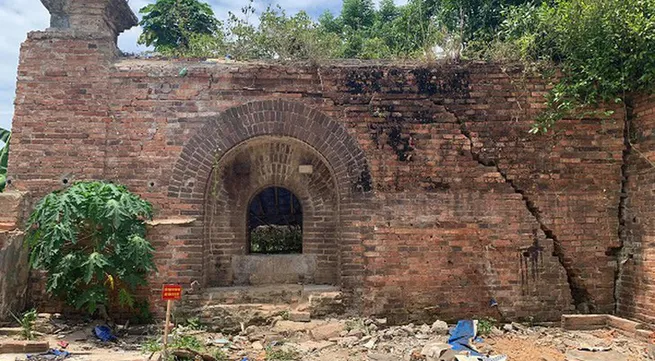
[{"x1": 161, "y1": 284, "x2": 183, "y2": 357}]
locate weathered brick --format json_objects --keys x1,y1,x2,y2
[{"x1": 4, "y1": 0, "x2": 653, "y2": 324}]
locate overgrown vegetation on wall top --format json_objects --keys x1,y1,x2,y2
[{"x1": 138, "y1": 0, "x2": 654, "y2": 132}]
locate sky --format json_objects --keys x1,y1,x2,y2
[{"x1": 0, "y1": 0, "x2": 408, "y2": 132}]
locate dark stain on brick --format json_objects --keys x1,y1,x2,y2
[
  {"x1": 354, "y1": 168, "x2": 373, "y2": 193},
  {"x1": 519, "y1": 234, "x2": 544, "y2": 287},
  {"x1": 387, "y1": 125, "x2": 414, "y2": 162},
  {"x1": 411, "y1": 68, "x2": 470, "y2": 96},
  {"x1": 345, "y1": 69, "x2": 383, "y2": 94}
]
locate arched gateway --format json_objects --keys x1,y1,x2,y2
[{"x1": 167, "y1": 100, "x2": 371, "y2": 291}]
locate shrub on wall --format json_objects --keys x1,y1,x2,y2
[
  {"x1": 488, "y1": 0, "x2": 655, "y2": 132},
  {"x1": 26, "y1": 181, "x2": 156, "y2": 318}
]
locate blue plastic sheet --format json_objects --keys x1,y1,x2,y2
[
  {"x1": 27, "y1": 348, "x2": 70, "y2": 360},
  {"x1": 448, "y1": 320, "x2": 482, "y2": 356},
  {"x1": 94, "y1": 325, "x2": 117, "y2": 342}
]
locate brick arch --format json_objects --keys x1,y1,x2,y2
[
  {"x1": 165, "y1": 100, "x2": 371, "y2": 291},
  {"x1": 167, "y1": 99, "x2": 370, "y2": 201},
  {"x1": 204, "y1": 136, "x2": 340, "y2": 286}
]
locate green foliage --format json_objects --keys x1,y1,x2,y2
[
  {"x1": 182, "y1": 317, "x2": 205, "y2": 331},
  {"x1": 0, "y1": 127, "x2": 10, "y2": 192},
  {"x1": 141, "y1": 0, "x2": 442, "y2": 60},
  {"x1": 433, "y1": 0, "x2": 535, "y2": 47},
  {"x1": 171, "y1": 334, "x2": 204, "y2": 351},
  {"x1": 131, "y1": 300, "x2": 154, "y2": 325},
  {"x1": 141, "y1": 338, "x2": 162, "y2": 354},
  {"x1": 11, "y1": 309, "x2": 37, "y2": 340},
  {"x1": 139, "y1": 0, "x2": 221, "y2": 52},
  {"x1": 319, "y1": 0, "x2": 442, "y2": 59},
  {"x1": 213, "y1": 349, "x2": 229, "y2": 361},
  {"x1": 265, "y1": 347, "x2": 300, "y2": 361},
  {"x1": 136, "y1": 0, "x2": 654, "y2": 132},
  {"x1": 477, "y1": 317, "x2": 496, "y2": 336},
  {"x1": 247, "y1": 5, "x2": 341, "y2": 60},
  {"x1": 488, "y1": 0, "x2": 655, "y2": 132},
  {"x1": 141, "y1": 332, "x2": 211, "y2": 360},
  {"x1": 26, "y1": 181, "x2": 156, "y2": 315},
  {"x1": 341, "y1": 0, "x2": 376, "y2": 31},
  {"x1": 250, "y1": 225, "x2": 302, "y2": 254}
]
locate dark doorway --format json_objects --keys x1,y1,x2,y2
[{"x1": 248, "y1": 187, "x2": 302, "y2": 254}]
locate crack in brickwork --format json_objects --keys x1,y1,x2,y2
[
  {"x1": 613, "y1": 101, "x2": 633, "y2": 313},
  {"x1": 453, "y1": 114, "x2": 592, "y2": 311}
]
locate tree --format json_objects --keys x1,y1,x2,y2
[
  {"x1": 26, "y1": 181, "x2": 156, "y2": 318},
  {"x1": 0, "y1": 127, "x2": 10, "y2": 192},
  {"x1": 378, "y1": 0, "x2": 400, "y2": 23},
  {"x1": 429, "y1": 0, "x2": 535, "y2": 48},
  {"x1": 138, "y1": 0, "x2": 221, "y2": 53},
  {"x1": 255, "y1": 7, "x2": 341, "y2": 60},
  {"x1": 341, "y1": 0, "x2": 376, "y2": 31},
  {"x1": 388, "y1": 0, "x2": 441, "y2": 57},
  {"x1": 318, "y1": 10, "x2": 342, "y2": 34}
]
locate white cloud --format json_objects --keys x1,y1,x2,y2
[{"x1": 0, "y1": 0, "x2": 408, "y2": 130}]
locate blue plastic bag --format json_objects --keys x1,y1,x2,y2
[
  {"x1": 27, "y1": 348, "x2": 70, "y2": 360},
  {"x1": 94, "y1": 325, "x2": 117, "y2": 342},
  {"x1": 448, "y1": 320, "x2": 482, "y2": 356}
]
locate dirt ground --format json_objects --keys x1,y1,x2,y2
[{"x1": 1, "y1": 316, "x2": 654, "y2": 361}]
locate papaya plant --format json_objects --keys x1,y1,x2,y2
[
  {"x1": 26, "y1": 181, "x2": 156, "y2": 318},
  {"x1": 0, "y1": 127, "x2": 10, "y2": 192}
]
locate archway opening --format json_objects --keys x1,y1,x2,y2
[{"x1": 248, "y1": 187, "x2": 303, "y2": 254}]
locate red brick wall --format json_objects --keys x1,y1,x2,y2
[
  {"x1": 8, "y1": 27, "x2": 636, "y2": 322},
  {"x1": 617, "y1": 95, "x2": 655, "y2": 323},
  {"x1": 0, "y1": 191, "x2": 30, "y2": 321}
]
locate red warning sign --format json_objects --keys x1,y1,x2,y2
[{"x1": 162, "y1": 284, "x2": 182, "y2": 301}]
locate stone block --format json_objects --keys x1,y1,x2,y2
[
  {"x1": 0, "y1": 231, "x2": 29, "y2": 322},
  {"x1": 0, "y1": 340, "x2": 49, "y2": 354}
]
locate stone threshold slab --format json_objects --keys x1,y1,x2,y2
[{"x1": 561, "y1": 314, "x2": 653, "y2": 340}]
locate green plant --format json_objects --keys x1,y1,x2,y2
[
  {"x1": 138, "y1": 0, "x2": 221, "y2": 52},
  {"x1": 487, "y1": 0, "x2": 655, "y2": 132},
  {"x1": 212, "y1": 348, "x2": 229, "y2": 361},
  {"x1": 141, "y1": 333, "x2": 204, "y2": 357},
  {"x1": 139, "y1": 0, "x2": 445, "y2": 60},
  {"x1": 477, "y1": 317, "x2": 497, "y2": 336},
  {"x1": 170, "y1": 334, "x2": 203, "y2": 351},
  {"x1": 131, "y1": 300, "x2": 154, "y2": 325},
  {"x1": 250, "y1": 225, "x2": 302, "y2": 254},
  {"x1": 11, "y1": 309, "x2": 37, "y2": 340},
  {"x1": 183, "y1": 317, "x2": 205, "y2": 331},
  {"x1": 280, "y1": 310, "x2": 290, "y2": 320},
  {"x1": 26, "y1": 181, "x2": 156, "y2": 317},
  {"x1": 265, "y1": 347, "x2": 300, "y2": 361},
  {"x1": 0, "y1": 127, "x2": 10, "y2": 192},
  {"x1": 141, "y1": 337, "x2": 162, "y2": 354}
]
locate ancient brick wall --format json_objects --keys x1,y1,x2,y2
[
  {"x1": 0, "y1": 191, "x2": 30, "y2": 321},
  {"x1": 617, "y1": 95, "x2": 655, "y2": 323},
  {"x1": 7, "y1": 1, "x2": 639, "y2": 323}
]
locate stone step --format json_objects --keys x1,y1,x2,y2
[
  {"x1": 188, "y1": 285, "x2": 345, "y2": 333},
  {"x1": 195, "y1": 303, "x2": 290, "y2": 333},
  {"x1": 200, "y1": 284, "x2": 340, "y2": 306}
]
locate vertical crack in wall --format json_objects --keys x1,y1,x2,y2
[
  {"x1": 611, "y1": 100, "x2": 634, "y2": 313},
  {"x1": 453, "y1": 113, "x2": 592, "y2": 311}
]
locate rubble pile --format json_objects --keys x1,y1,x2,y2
[{"x1": 1, "y1": 313, "x2": 653, "y2": 361}]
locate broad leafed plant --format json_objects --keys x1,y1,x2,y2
[{"x1": 26, "y1": 181, "x2": 156, "y2": 317}]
